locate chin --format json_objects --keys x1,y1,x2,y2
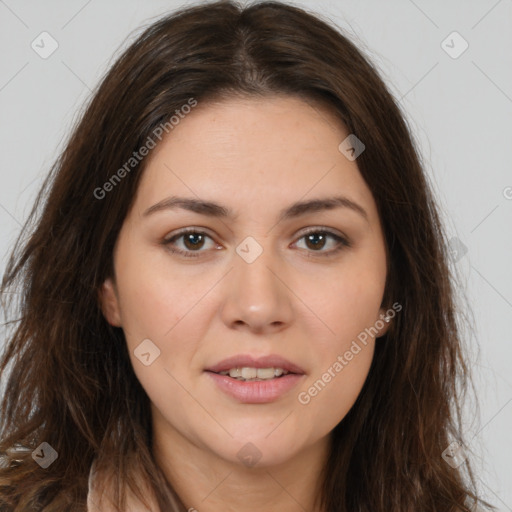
[{"x1": 210, "y1": 434, "x2": 304, "y2": 469}]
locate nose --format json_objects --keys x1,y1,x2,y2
[{"x1": 219, "y1": 244, "x2": 294, "y2": 334}]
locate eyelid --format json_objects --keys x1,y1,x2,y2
[{"x1": 295, "y1": 225, "x2": 348, "y2": 240}]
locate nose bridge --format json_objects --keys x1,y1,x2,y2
[
  {"x1": 219, "y1": 235, "x2": 293, "y2": 331},
  {"x1": 236, "y1": 242, "x2": 279, "y2": 295}
]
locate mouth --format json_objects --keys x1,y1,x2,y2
[
  {"x1": 211, "y1": 367, "x2": 293, "y2": 381},
  {"x1": 204, "y1": 354, "x2": 306, "y2": 403},
  {"x1": 205, "y1": 353, "x2": 305, "y2": 379}
]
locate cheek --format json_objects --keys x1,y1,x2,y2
[
  {"x1": 110, "y1": 273, "x2": 197, "y2": 417},
  {"x1": 296, "y1": 337, "x2": 375, "y2": 434},
  {"x1": 293, "y1": 260, "x2": 382, "y2": 425},
  {"x1": 308, "y1": 263, "x2": 384, "y2": 349},
  {"x1": 114, "y1": 246, "x2": 206, "y2": 343},
  {"x1": 113, "y1": 252, "x2": 212, "y2": 393}
]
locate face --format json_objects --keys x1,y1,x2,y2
[{"x1": 99, "y1": 95, "x2": 389, "y2": 469}]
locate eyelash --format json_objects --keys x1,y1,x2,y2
[{"x1": 161, "y1": 227, "x2": 351, "y2": 259}]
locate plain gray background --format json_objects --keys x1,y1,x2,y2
[{"x1": 1, "y1": 0, "x2": 511, "y2": 509}]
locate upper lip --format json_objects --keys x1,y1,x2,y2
[{"x1": 205, "y1": 354, "x2": 306, "y2": 375}]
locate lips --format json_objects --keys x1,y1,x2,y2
[{"x1": 205, "y1": 354, "x2": 306, "y2": 375}]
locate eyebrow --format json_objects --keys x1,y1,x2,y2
[{"x1": 142, "y1": 195, "x2": 369, "y2": 223}]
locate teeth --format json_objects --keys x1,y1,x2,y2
[
  {"x1": 240, "y1": 367, "x2": 257, "y2": 379},
  {"x1": 218, "y1": 367, "x2": 289, "y2": 380}
]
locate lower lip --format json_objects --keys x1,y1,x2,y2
[{"x1": 205, "y1": 371, "x2": 304, "y2": 403}]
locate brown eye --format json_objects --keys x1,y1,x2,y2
[
  {"x1": 162, "y1": 229, "x2": 218, "y2": 258},
  {"x1": 162, "y1": 227, "x2": 350, "y2": 259},
  {"x1": 182, "y1": 232, "x2": 206, "y2": 250},
  {"x1": 294, "y1": 229, "x2": 350, "y2": 256},
  {"x1": 304, "y1": 232, "x2": 328, "y2": 251}
]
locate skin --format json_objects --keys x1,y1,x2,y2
[{"x1": 99, "y1": 95, "x2": 390, "y2": 512}]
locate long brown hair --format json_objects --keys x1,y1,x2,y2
[{"x1": 0, "y1": 1, "x2": 492, "y2": 510}]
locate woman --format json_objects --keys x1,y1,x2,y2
[{"x1": 0, "y1": 1, "x2": 491, "y2": 510}]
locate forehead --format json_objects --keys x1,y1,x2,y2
[
  {"x1": 153, "y1": 94, "x2": 348, "y2": 159},
  {"x1": 134, "y1": 95, "x2": 377, "y2": 222}
]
